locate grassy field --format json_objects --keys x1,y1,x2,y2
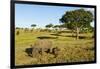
[{"x1": 15, "y1": 29, "x2": 95, "y2": 66}]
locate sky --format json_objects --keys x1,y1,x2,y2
[{"x1": 15, "y1": 4, "x2": 95, "y2": 28}]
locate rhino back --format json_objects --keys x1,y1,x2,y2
[{"x1": 34, "y1": 39, "x2": 52, "y2": 48}]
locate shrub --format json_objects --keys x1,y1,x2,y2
[{"x1": 16, "y1": 31, "x2": 20, "y2": 35}]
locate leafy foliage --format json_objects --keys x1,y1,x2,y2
[
  {"x1": 45, "y1": 23, "x2": 53, "y2": 28},
  {"x1": 31, "y1": 24, "x2": 36, "y2": 28},
  {"x1": 60, "y1": 9, "x2": 93, "y2": 39}
]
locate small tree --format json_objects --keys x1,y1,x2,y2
[
  {"x1": 53, "y1": 25, "x2": 59, "y2": 31},
  {"x1": 16, "y1": 27, "x2": 20, "y2": 29},
  {"x1": 31, "y1": 24, "x2": 36, "y2": 32},
  {"x1": 60, "y1": 9, "x2": 93, "y2": 39},
  {"x1": 45, "y1": 24, "x2": 53, "y2": 29},
  {"x1": 24, "y1": 28, "x2": 29, "y2": 32},
  {"x1": 16, "y1": 30, "x2": 20, "y2": 35},
  {"x1": 31, "y1": 24, "x2": 36, "y2": 28},
  {"x1": 45, "y1": 23, "x2": 53, "y2": 32}
]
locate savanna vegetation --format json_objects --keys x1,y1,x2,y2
[{"x1": 15, "y1": 9, "x2": 95, "y2": 66}]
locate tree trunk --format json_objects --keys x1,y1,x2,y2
[
  {"x1": 72, "y1": 29, "x2": 74, "y2": 37},
  {"x1": 76, "y1": 28, "x2": 79, "y2": 40}
]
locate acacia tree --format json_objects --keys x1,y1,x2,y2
[
  {"x1": 45, "y1": 24, "x2": 53, "y2": 29},
  {"x1": 60, "y1": 9, "x2": 93, "y2": 39},
  {"x1": 31, "y1": 24, "x2": 36, "y2": 32},
  {"x1": 45, "y1": 24, "x2": 53, "y2": 32},
  {"x1": 31, "y1": 24, "x2": 36, "y2": 29},
  {"x1": 53, "y1": 25, "x2": 59, "y2": 31}
]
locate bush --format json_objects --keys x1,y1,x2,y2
[{"x1": 16, "y1": 31, "x2": 20, "y2": 35}]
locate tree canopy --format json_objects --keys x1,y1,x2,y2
[
  {"x1": 60, "y1": 9, "x2": 93, "y2": 39},
  {"x1": 45, "y1": 23, "x2": 53, "y2": 28},
  {"x1": 31, "y1": 24, "x2": 36, "y2": 28}
]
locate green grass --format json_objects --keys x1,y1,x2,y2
[{"x1": 15, "y1": 29, "x2": 95, "y2": 65}]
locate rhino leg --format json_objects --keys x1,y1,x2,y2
[
  {"x1": 32, "y1": 47, "x2": 39, "y2": 57},
  {"x1": 38, "y1": 48, "x2": 42, "y2": 55},
  {"x1": 45, "y1": 48, "x2": 51, "y2": 53}
]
